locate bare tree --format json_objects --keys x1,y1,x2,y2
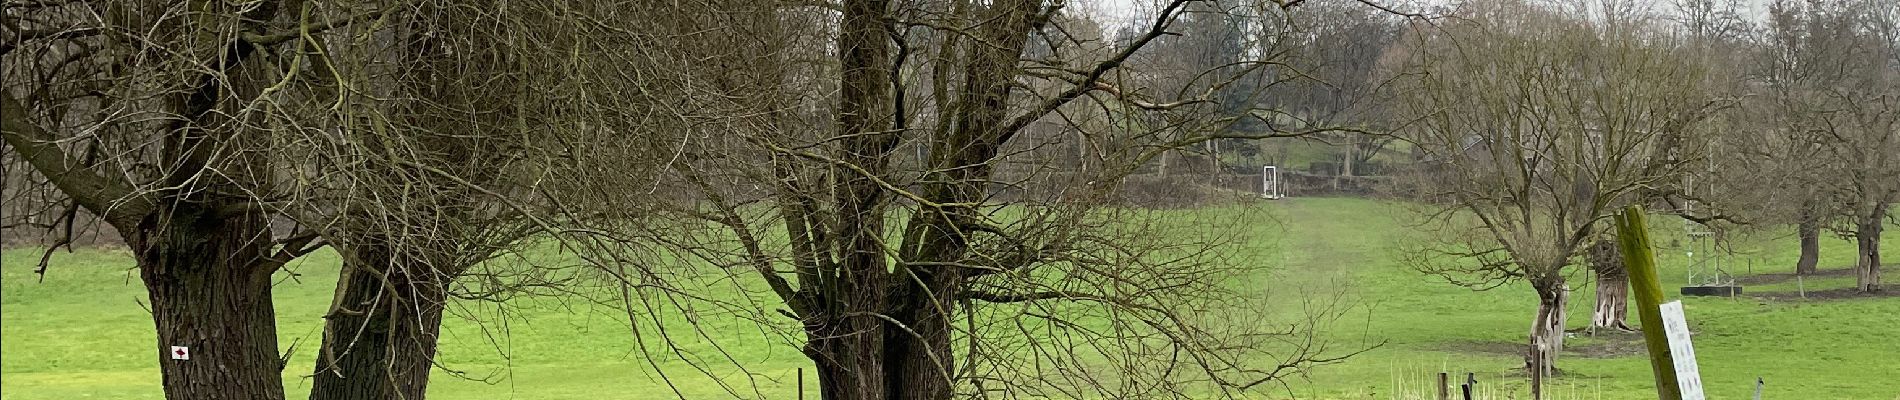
[
  {"x1": 1, "y1": 2, "x2": 377, "y2": 398},
  {"x1": 9, "y1": 2, "x2": 1409, "y2": 399},
  {"x1": 1711, "y1": 0, "x2": 1836, "y2": 276},
  {"x1": 542, "y1": 0, "x2": 1400, "y2": 398},
  {"x1": 1272, "y1": 0, "x2": 1406, "y2": 179},
  {"x1": 1753, "y1": 0, "x2": 1900, "y2": 291},
  {"x1": 1391, "y1": 0, "x2": 1728, "y2": 386},
  {"x1": 7, "y1": 2, "x2": 593, "y2": 399},
  {"x1": 257, "y1": 1, "x2": 583, "y2": 398}
]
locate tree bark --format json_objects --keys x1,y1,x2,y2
[
  {"x1": 1796, "y1": 201, "x2": 1822, "y2": 275},
  {"x1": 141, "y1": 37, "x2": 286, "y2": 396},
  {"x1": 136, "y1": 204, "x2": 286, "y2": 400},
  {"x1": 1587, "y1": 241, "x2": 1631, "y2": 331},
  {"x1": 797, "y1": 0, "x2": 1043, "y2": 397},
  {"x1": 1526, "y1": 277, "x2": 1568, "y2": 385},
  {"x1": 1856, "y1": 203, "x2": 1886, "y2": 292},
  {"x1": 7, "y1": 3, "x2": 296, "y2": 400},
  {"x1": 882, "y1": 268, "x2": 959, "y2": 399},
  {"x1": 1210, "y1": 139, "x2": 1222, "y2": 174},
  {"x1": 800, "y1": 0, "x2": 897, "y2": 398},
  {"x1": 309, "y1": 245, "x2": 448, "y2": 400},
  {"x1": 1343, "y1": 140, "x2": 1355, "y2": 177},
  {"x1": 1158, "y1": 150, "x2": 1173, "y2": 176},
  {"x1": 805, "y1": 313, "x2": 890, "y2": 400},
  {"x1": 1589, "y1": 274, "x2": 1629, "y2": 331},
  {"x1": 1336, "y1": 141, "x2": 1353, "y2": 191},
  {"x1": 874, "y1": 0, "x2": 1039, "y2": 396}
]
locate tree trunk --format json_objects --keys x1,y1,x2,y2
[
  {"x1": 1587, "y1": 241, "x2": 1631, "y2": 331},
  {"x1": 875, "y1": 0, "x2": 1037, "y2": 393},
  {"x1": 1796, "y1": 202, "x2": 1823, "y2": 275},
  {"x1": 309, "y1": 246, "x2": 448, "y2": 400},
  {"x1": 135, "y1": 9, "x2": 294, "y2": 397},
  {"x1": 1210, "y1": 139, "x2": 1221, "y2": 174},
  {"x1": 802, "y1": 0, "x2": 898, "y2": 397},
  {"x1": 1336, "y1": 140, "x2": 1353, "y2": 191},
  {"x1": 798, "y1": 0, "x2": 1039, "y2": 396},
  {"x1": 1075, "y1": 131, "x2": 1089, "y2": 173},
  {"x1": 1590, "y1": 274, "x2": 1629, "y2": 331},
  {"x1": 1526, "y1": 277, "x2": 1568, "y2": 386},
  {"x1": 805, "y1": 312, "x2": 890, "y2": 400},
  {"x1": 883, "y1": 269, "x2": 959, "y2": 399},
  {"x1": 1856, "y1": 203, "x2": 1886, "y2": 292},
  {"x1": 801, "y1": 303, "x2": 960, "y2": 400},
  {"x1": 1343, "y1": 140, "x2": 1355, "y2": 177},
  {"x1": 135, "y1": 204, "x2": 286, "y2": 400},
  {"x1": 1158, "y1": 149, "x2": 1172, "y2": 176}
]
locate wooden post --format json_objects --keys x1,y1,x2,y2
[
  {"x1": 1615, "y1": 206, "x2": 1683, "y2": 400},
  {"x1": 1461, "y1": 373, "x2": 1475, "y2": 400},
  {"x1": 1531, "y1": 368, "x2": 1543, "y2": 400},
  {"x1": 797, "y1": 368, "x2": 805, "y2": 400},
  {"x1": 1438, "y1": 372, "x2": 1450, "y2": 400}
]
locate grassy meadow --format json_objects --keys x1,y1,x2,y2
[{"x1": 3, "y1": 198, "x2": 1897, "y2": 399}]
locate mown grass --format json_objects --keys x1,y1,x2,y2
[{"x1": 3, "y1": 198, "x2": 1896, "y2": 399}]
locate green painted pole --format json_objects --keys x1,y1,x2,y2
[{"x1": 1615, "y1": 205, "x2": 1682, "y2": 400}]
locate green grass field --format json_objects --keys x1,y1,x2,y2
[{"x1": 4, "y1": 198, "x2": 1897, "y2": 399}]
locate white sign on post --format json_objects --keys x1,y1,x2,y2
[
  {"x1": 1658, "y1": 301, "x2": 1704, "y2": 400},
  {"x1": 170, "y1": 346, "x2": 190, "y2": 360}
]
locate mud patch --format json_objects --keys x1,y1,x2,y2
[
  {"x1": 1564, "y1": 331, "x2": 1646, "y2": 359},
  {"x1": 1749, "y1": 287, "x2": 1900, "y2": 301},
  {"x1": 1435, "y1": 332, "x2": 1645, "y2": 360},
  {"x1": 1733, "y1": 267, "x2": 1857, "y2": 285},
  {"x1": 1435, "y1": 340, "x2": 1526, "y2": 357}
]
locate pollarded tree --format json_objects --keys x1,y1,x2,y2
[
  {"x1": 7, "y1": 2, "x2": 596, "y2": 399},
  {"x1": 1391, "y1": 0, "x2": 1729, "y2": 383},
  {"x1": 1582, "y1": 239, "x2": 1630, "y2": 331},
  {"x1": 261, "y1": 1, "x2": 583, "y2": 397},
  {"x1": 548, "y1": 0, "x2": 1406, "y2": 398},
  {"x1": 1, "y1": 2, "x2": 377, "y2": 398}
]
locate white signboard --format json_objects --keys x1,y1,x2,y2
[
  {"x1": 170, "y1": 346, "x2": 190, "y2": 360},
  {"x1": 1659, "y1": 301, "x2": 1704, "y2": 400}
]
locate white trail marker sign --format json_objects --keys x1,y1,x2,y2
[{"x1": 1658, "y1": 301, "x2": 1703, "y2": 400}]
